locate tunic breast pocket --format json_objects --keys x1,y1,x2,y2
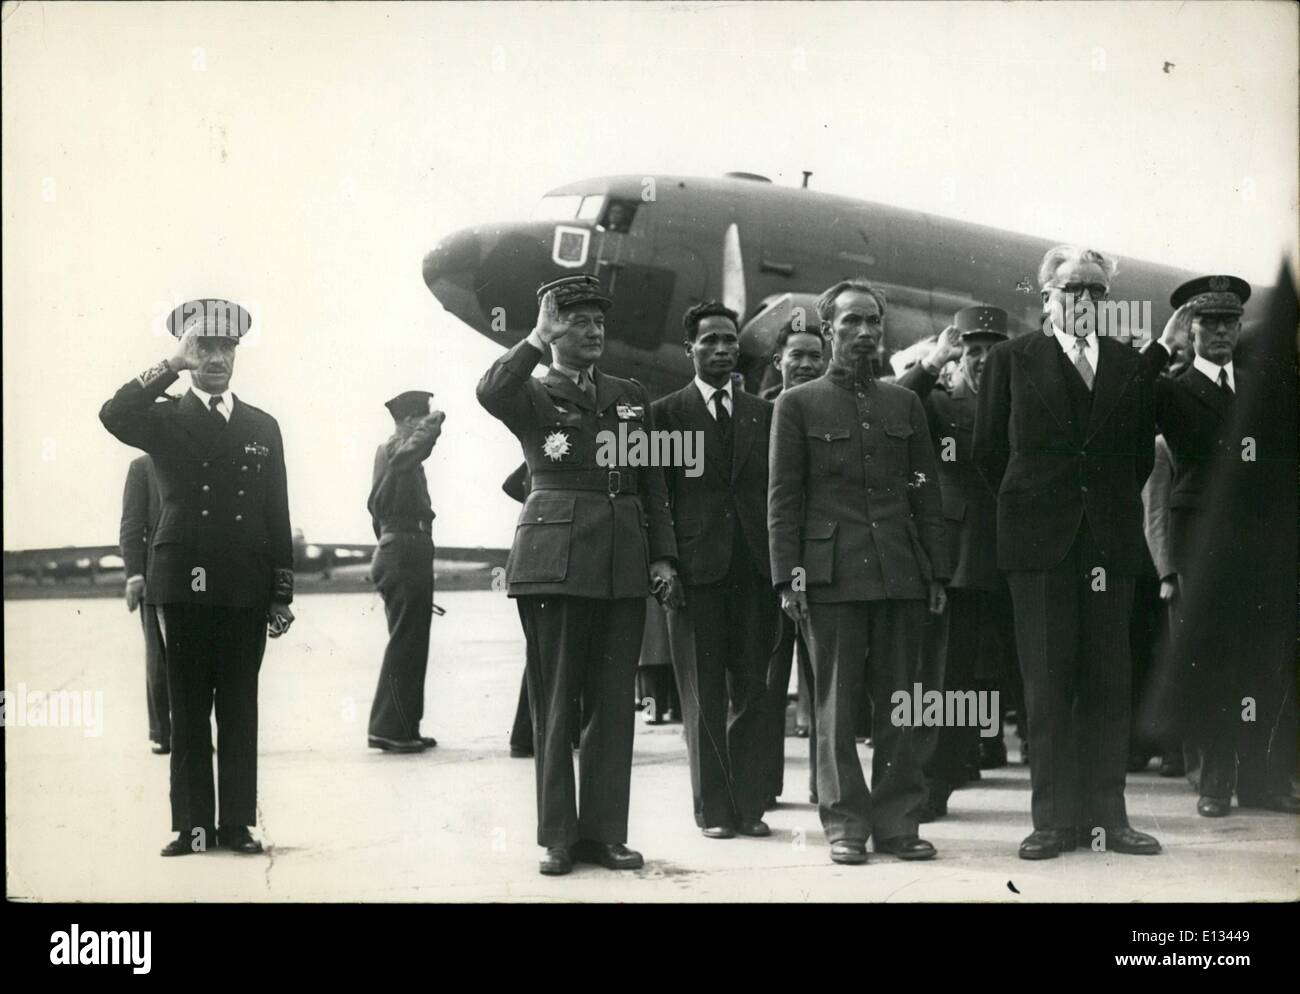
[{"x1": 807, "y1": 426, "x2": 851, "y2": 477}]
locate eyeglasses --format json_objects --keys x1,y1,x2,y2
[{"x1": 1048, "y1": 282, "x2": 1109, "y2": 300}]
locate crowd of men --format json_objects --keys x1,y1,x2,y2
[{"x1": 105, "y1": 245, "x2": 1298, "y2": 873}]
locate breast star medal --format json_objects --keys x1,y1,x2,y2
[{"x1": 542, "y1": 430, "x2": 572, "y2": 462}]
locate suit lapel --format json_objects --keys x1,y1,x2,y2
[
  {"x1": 730, "y1": 390, "x2": 755, "y2": 483},
  {"x1": 1017, "y1": 334, "x2": 1076, "y2": 439},
  {"x1": 1180, "y1": 366, "x2": 1233, "y2": 421},
  {"x1": 593, "y1": 368, "x2": 622, "y2": 413},
  {"x1": 1085, "y1": 339, "x2": 1137, "y2": 439},
  {"x1": 177, "y1": 390, "x2": 225, "y2": 449}
]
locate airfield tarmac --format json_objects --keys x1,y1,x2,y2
[{"x1": 5, "y1": 590, "x2": 1298, "y2": 903}]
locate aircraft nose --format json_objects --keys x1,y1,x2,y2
[{"x1": 424, "y1": 227, "x2": 481, "y2": 287}]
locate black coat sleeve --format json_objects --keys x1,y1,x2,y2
[
  {"x1": 973, "y1": 340, "x2": 1012, "y2": 494},
  {"x1": 120, "y1": 457, "x2": 150, "y2": 578},
  {"x1": 265, "y1": 419, "x2": 295, "y2": 604}
]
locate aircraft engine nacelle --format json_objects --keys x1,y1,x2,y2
[{"x1": 738, "y1": 292, "x2": 823, "y2": 394}]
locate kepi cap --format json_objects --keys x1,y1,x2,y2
[
  {"x1": 954, "y1": 305, "x2": 1008, "y2": 342},
  {"x1": 385, "y1": 390, "x2": 435, "y2": 420},
  {"x1": 166, "y1": 298, "x2": 252, "y2": 340},
  {"x1": 537, "y1": 274, "x2": 612, "y2": 312},
  {"x1": 1170, "y1": 275, "x2": 1251, "y2": 316}
]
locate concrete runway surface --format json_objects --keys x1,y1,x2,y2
[{"x1": 5, "y1": 591, "x2": 1298, "y2": 903}]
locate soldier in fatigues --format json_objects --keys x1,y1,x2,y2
[
  {"x1": 366, "y1": 391, "x2": 445, "y2": 753},
  {"x1": 477, "y1": 274, "x2": 680, "y2": 876},
  {"x1": 99, "y1": 299, "x2": 295, "y2": 857}
]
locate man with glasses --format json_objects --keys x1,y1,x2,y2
[
  {"x1": 974, "y1": 246, "x2": 1163, "y2": 860},
  {"x1": 1144, "y1": 275, "x2": 1299, "y2": 818}
]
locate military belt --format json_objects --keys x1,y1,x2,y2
[{"x1": 529, "y1": 469, "x2": 639, "y2": 498}]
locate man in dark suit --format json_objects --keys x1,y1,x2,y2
[
  {"x1": 651, "y1": 301, "x2": 777, "y2": 839},
  {"x1": 1146, "y1": 275, "x2": 1299, "y2": 817},
  {"x1": 121, "y1": 454, "x2": 169, "y2": 754},
  {"x1": 100, "y1": 298, "x2": 295, "y2": 857},
  {"x1": 477, "y1": 274, "x2": 679, "y2": 876},
  {"x1": 898, "y1": 306, "x2": 1017, "y2": 819},
  {"x1": 760, "y1": 320, "x2": 824, "y2": 807},
  {"x1": 973, "y1": 246, "x2": 1162, "y2": 859},
  {"x1": 366, "y1": 390, "x2": 445, "y2": 753},
  {"x1": 769, "y1": 278, "x2": 949, "y2": 865}
]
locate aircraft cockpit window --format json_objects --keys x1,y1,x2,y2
[
  {"x1": 577, "y1": 195, "x2": 605, "y2": 222},
  {"x1": 599, "y1": 199, "x2": 638, "y2": 233},
  {"x1": 532, "y1": 194, "x2": 583, "y2": 221}
]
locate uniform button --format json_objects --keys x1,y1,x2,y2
[
  {"x1": 862, "y1": 422, "x2": 870, "y2": 429},
  {"x1": 202, "y1": 461, "x2": 209, "y2": 468},
  {"x1": 237, "y1": 490, "x2": 245, "y2": 497},
  {"x1": 1081, "y1": 485, "x2": 1089, "y2": 493},
  {"x1": 823, "y1": 433, "x2": 833, "y2": 441},
  {"x1": 235, "y1": 515, "x2": 243, "y2": 522},
  {"x1": 536, "y1": 515, "x2": 544, "y2": 521},
  {"x1": 871, "y1": 521, "x2": 878, "y2": 528},
  {"x1": 241, "y1": 465, "x2": 249, "y2": 472},
  {"x1": 202, "y1": 485, "x2": 210, "y2": 492},
  {"x1": 201, "y1": 509, "x2": 209, "y2": 517}
]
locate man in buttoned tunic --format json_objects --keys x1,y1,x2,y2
[
  {"x1": 768, "y1": 278, "x2": 949, "y2": 866},
  {"x1": 366, "y1": 390, "x2": 445, "y2": 753},
  {"x1": 477, "y1": 274, "x2": 680, "y2": 876},
  {"x1": 100, "y1": 298, "x2": 294, "y2": 857}
]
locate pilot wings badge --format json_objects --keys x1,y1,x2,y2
[{"x1": 542, "y1": 430, "x2": 572, "y2": 462}]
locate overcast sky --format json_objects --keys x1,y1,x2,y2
[{"x1": 4, "y1": 0, "x2": 1296, "y2": 550}]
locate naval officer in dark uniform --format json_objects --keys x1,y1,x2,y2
[
  {"x1": 769, "y1": 278, "x2": 950, "y2": 865},
  {"x1": 477, "y1": 274, "x2": 679, "y2": 876},
  {"x1": 366, "y1": 390, "x2": 445, "y2": 753},
  {"x1": 99, "y1": 299, "x2": 295, "y2": 857},
  {"x1": 121, "y1": 453, "x2": 170, "y2": 754}
]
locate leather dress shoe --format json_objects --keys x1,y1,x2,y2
[
  {"x1": 1238, "y1": 793, "x2": 1300, "y2": 814},
  {"x1": 1197, "y1": 796, "x2": 1231, "y2": 818},
  {"x1": 509, "y1": 745, "x2": 534, "y2": 758},
  {"x1": 150, "y1": 740, "x2": 170, "y2": 755},
  {"x1": 702, "y1": 825, "x2": 736, "y2": 839},
  {"x1": 368, "y1": 735, "x2": 425, "y2": 753},
  {"x1": 736, "y1": 819, "x2": 771, "y2": 838},
  {"x1": 219, "y1": 827, "x2": 264, "y2": 854},
  {"x1": 1018, "y1": 829, "x2": 1075, "y2": 860},
  {"x1": 539, "y1": 846, "x2": 573, "y2": 875},
  {"x1": 160, "y1": 828, "x2": 214, "y2": 857},
  {"x1": 418, "y1": 736, "x2": 438, "y2": 748},
  {"x1": 979, "y1": 738, "x2": 1008, "y2": 769},
  {"x1": 874, "y1": 835, "x2": 936, "y2": 861},
  {"x1": 1081, "y1": 826, "x2": 1160, "y2": 855},
  {"x1": 829, "y1": 840, "x2": 868, "y2": 865},
  {"x1": 572, "y1": 840, "x2": 643, "y2": 870}
]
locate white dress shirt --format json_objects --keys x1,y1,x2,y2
[
  {"x1": 1052, "y1": 327, "x2": 1098, "y2": 375},
  {"x1": 1192, "y1": 354, "x2": 1235, "y2": 393},
  {"x1": 189, "y1": 384, "x2": 235, "y2": 421},
  {"x1": 694, "y1": 376, "x2": 733, "y2": 419}
]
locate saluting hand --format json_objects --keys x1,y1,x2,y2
[
  {"x1": 1158, "y1": 304, "x2": 1191, "y2": 354},
  {"x1": 533, "y1": 290, "x2": 572, "y2": 345},
  {"x1": 925, "y1": 324, "x2": 963, "y2": 369},
  {"x1": 420, "y1": 410, "x2": 446, "y2": 443},
  {"x1": 167, "y1": 326, "x2": 204, "y2": 372}
]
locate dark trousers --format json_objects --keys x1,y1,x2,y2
[
  {"x1": 159, "y1": 603, "x2": 266, "y2": 831},
  {"x1": 141, "y1": 604, "x2": 170, "y2": 744},
  {"x1": 764, "y1": 613, "x2": 816, "y2": 800},
  {"x1": 674, "y1": 552, "x2": 778, "y2": 827},
  {"x1": 805, "y1": 598, "x2": 928, "y2": 843},
  {"x1": 1174, "y1": 593, "x2": 1297, "y2": 802},
  {"x1": 919, "y1": 587, "x2": 1016, "y2": 801},
  {"x1": 1007, "y1": 522, "x2": 1135, "y2": 833},
  {"x1": 517, "y1": 595, "x2": 646, "y2": 848},
  {"x1": 368, "y1": 533, "x2": 434, "y2": 740}
]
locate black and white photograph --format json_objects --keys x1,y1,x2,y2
[{"x1": 2, "y1": 0, "x2": 1297, "y2": 959}]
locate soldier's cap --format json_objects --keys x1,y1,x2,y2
[
  {"x1": 1170, "y1": 275, "x2": 1251, "y2": 316},
  {"x1": 166, "y1": 298, "x2": 252, "y2": 340},
  {"x1": 385, "y1": 390, "x2": 435, "y2": 420},
  {"x1": 954, "y1": 305, "x2": 1008, "y2": 342},
  {"x1": 537, "y1": 274, "x2": 613, "y2": 312}
]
